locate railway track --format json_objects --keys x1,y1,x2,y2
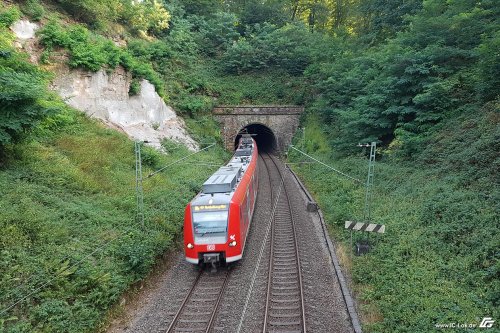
[
  {"x1": 165, "y1": 269, "x2": 230, "y2": 333},
  {"x1": 261, "y1": 153, "x2": 307, "y2": 333}
]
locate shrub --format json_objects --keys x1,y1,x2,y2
[
  {"x1": 195, "y1": 12, "x2": 240, "y2": 56},
  {"x1": 0, "y1": 6, "x2": 21, "y2": 28},
  {"x1": 121, "y1": 0, "x2": 171, "y2": 37},
  {"x1": 128, "y1": 79, "x2": 141, "y2": 96},
  {"x1": 0, "y1": 64, "x2": 58, "y2": 149},
  {"x1": 221, "y1": 23, "x2": 314, "y2": 75},
  {"x1": 21, "y1": 0, "x2": 45, "y2": 21},
  {"x1": 39, "y1": 22, "x2": 122, "y2": 72},
  {"x1": 53, "y1": 0, "x2": 121, "y2": 29},
  {"x1": 38, "y1": 20, "x2": 70, "y2": 49},
  {"x1": 120, "y1": 51, "x2": 165, "y2": 97}
]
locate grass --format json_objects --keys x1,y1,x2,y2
[
  {"x1": 288, "y1": 110, "x2": 499, "y2": 333},
  {"x1": 0, "y1": 109, "x2": 229, "y2": 332}
]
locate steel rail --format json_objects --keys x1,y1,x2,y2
[
  {"x1": 261, "y1": 153, "x2": 307, "y2": 333},
  {"x1": 285, "y1": 164, "x2": 363, "y2": 333},
  {"x1": 165, "y1": 270, "x2": 203, "y2": 333},
  {"x1": 166, "y1": 269, "x2": 230, "y2": 333},
  {"x1": 206, "y1": 269, "x2": 231, "y2": 332},
  {"x1": 236, "y1": 155, "x2": 284, "y2": 333},
  {"x1": 261, "y1": 155, "x2": 275, "y2": 331}
]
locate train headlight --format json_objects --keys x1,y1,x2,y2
[
  {"x1": 187, "y1": 243, "x2": 194, "y2": 249},
  {"x1": 229, "y1": 241, "x2": 237, "y2": 247}
]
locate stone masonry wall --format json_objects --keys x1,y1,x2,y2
[{"x1": 213, "y1": 106, "x2": 303, "y2": 152}]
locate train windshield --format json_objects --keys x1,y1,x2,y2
[{"x1": 192, "y1": 211, "x2": 228, "y2": 244}]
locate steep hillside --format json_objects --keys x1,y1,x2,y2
[
  {"x1": 0, "y1": 109, "x2": 228, "y2": 331},
  {"x1": 288, "y1": 106, "x2": 498, "y2": 332},
  {"x1": 0, "y1": 2, "x2": 231, "y2": 331}
]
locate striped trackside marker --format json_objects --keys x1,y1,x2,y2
[{"x1": 345, "y1": 221, "x2": 385, "y2": 233}]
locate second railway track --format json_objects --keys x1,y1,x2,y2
[{"x1": 261, "y1": 153, "x2": 307, "y2": 333}]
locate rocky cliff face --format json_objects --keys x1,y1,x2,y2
[
  {"x1": 10, "y1": 20, "x2": 198, "y2": 151},
  {"x1": 51, "y1": 66, "x2": 198, "y2": 150}
]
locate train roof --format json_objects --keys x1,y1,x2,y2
[{"x1": 191, "y1": 137, "x2": 256, "y2": 207}]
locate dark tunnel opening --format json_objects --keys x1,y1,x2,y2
[{"x1": 234, "y1": 123, "x2": 277, "y2": 153}]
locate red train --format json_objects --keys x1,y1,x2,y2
[{"x1": 183, "y1": 135, "x2": 259, "y2": 267}]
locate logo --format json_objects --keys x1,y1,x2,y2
[
  {"x1": 206, "y1": 244, "x2": 215, "y2": 251},
  {"x1": 230, "y1": 234, "x2": 236, "y2": 241},
  {"x1": 479, "y1": 317, "x2": 495, "y2": 328}
]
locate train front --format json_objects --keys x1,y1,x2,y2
[{"x1": 183, "y1": 166, "x2": 242, "y2": 267}]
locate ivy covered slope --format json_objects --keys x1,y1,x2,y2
[
  {"x1": 0, "y1": 2, "x2": 228, "y2": 333},
  {"x1": 283, "y1": 1, "x2": 499, "y2": 332},
  {"x1": 0, "y1": 47, "x2": 228, "y2": 333},
  {"x1": 289, "y1": 108, "x2": 498, "y2": 332}
]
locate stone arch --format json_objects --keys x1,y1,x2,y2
[
  {"x1": 234, "y1": 123, "x2": 277, "y2": 152},
  {"x1": 213, "y1": 106, "x2": 303, "y2": 152}
]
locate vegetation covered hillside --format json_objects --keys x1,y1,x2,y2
[{"x1": 0, "y1": 0, "x2": 498, "y2": 332}]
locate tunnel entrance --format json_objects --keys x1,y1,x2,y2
[{"x1": 234, "y1": 123, "x2": 277, "y2": 153}]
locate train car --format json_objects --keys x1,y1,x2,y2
[{"x1": 183, "y1": 135, "x2": 259, "y2": 267}]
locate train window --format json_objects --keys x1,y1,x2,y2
[{"x1": 192, "y1": 211, "x2": 228, "y2": 244}]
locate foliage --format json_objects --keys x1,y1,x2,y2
[
  {"x1": 193, "y1": 12, "x2": 240, "y2": 56},
  {"x1": 43, "y1": 0, "x2": 171, "y2": 37},
  {"x1": 38, "y1": 21, "x2": 122, "y2": 71},
  {"x1": 1, "y1": 0, "x2": 498, "y2": 332},
  {"x1": 0, "y1": 6, "x2": 21, "y2": 28},
  {"x1": 289, "y1": 109, "x2": 499, "y2": 332},
  {"x1": 51, "y1": 0, "x2": 122, "y2": 29},
  {"x1": 0, "y1": 110, "x2": 229, "y2": 332},
  {"x1": 122, "y1": 0, "x2": 171, "y2": 38},
  {"x1": 0, "y1": 28, "x2": 61, "y2": 151},
  {"x1": 128, "y1": 78, "x2": 141, "y2": 96},
  {"x1": 222, "y1": 23, "x2": 315, "y2": 75},
  {"x1": 306, "y1": 0, "x2": 500, "y2": 156},
  {"x1": 357, "y1": 0, "x2": 422, "y2": 43},
  {"x1": 38, "y1": 20, "x2": 165, "y2": 95},
  {"x1": 20, "y1": 0, "x2": 45, "y2": 21}
]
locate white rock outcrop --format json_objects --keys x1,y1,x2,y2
[
  {"x1": 10, "y1": 19, "x2": 198, "y2": 151},
  {"x1": 10, "y1": 19, "x2": 39, "y2": 39},
  {"x1": 51, "y1": 67, "x2": 198, "y2": 150}
]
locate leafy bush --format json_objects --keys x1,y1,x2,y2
[
  {"x1": 0, "y1": 6, "x2": 21, "y2": 28},
  {"x1": 194, "y1": 12, "x2": 240, "y2": 56},
  {"x1": 52, "y1": 0, "x2": 121, "y2": 29},
  {"x1": 221, "y1": 23, "x2": 315, "y2": 75},
  {"x1": 20, "y1": 0, "x2": 45, "y2": 21},
  {"x1": 128, "y1": 78, "x2": 141, "y2": 96},
  {"x1": 39, "y1": 21, "x2": 122, "y2": 71},
  {"x1": 38, "y1": 20, "x2": 71, "y2": 49},
  {"x1": 0, "y1": 39, "x2": 61, "y2": 152},
  {"x1": 120, "y1": 51, "x2": 165, "y2": 97},
  {"x1": 122, "y1": 0, "x2": 171, "y2": 38}
]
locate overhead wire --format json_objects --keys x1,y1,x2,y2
[
  {"x1": 289, "y1": 145, "x2": 363, "y2": 184},
  {"x1": 146, "y1": 143, "x2": 216, "y2": 178}
]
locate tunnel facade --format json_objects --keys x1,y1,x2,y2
[{"x1": 213, "y1": 106, "x2": 303, "y2": 152}]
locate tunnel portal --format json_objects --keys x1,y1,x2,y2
[
  {"x1": 234, "y1": 123, "x2": 277, "y2": 153},
  {"x1": 213, "y1": 105, "x2": 303, "y2": 152}
]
